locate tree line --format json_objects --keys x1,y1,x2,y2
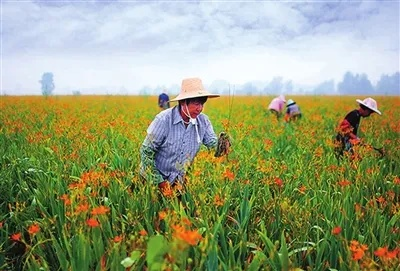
[{"x1": 38, "y1": 71, "x2": 399, "y2": 96}]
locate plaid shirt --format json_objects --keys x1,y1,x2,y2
[{"x1": 140, "y1": 105, "x2": 217, "y2": 184}]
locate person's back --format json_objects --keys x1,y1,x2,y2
[
  {"x1": 268, "y1": 97, "x2": 281, "y2": 111},
  {"x1": 287, "y1": 103, "x2": 301, "y2": 115},
  {"x1": 285, "y1": 99, "x2": 302, "y2": 122},
  {"x1": 268, "y1": 95, "x2": 286, "y2": 119}
]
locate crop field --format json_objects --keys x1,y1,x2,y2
[{"x1": 0, "y1": 95, "x2": 399, "y2": 271}]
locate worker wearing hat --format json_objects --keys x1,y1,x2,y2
[
  {"x1": 284, "y1": 99, "x2": 302, "y2": 122},
  {"x1": 140, "y1": 77, "x2": 220, "y2": 196},
  {"x1": 268, "y1": 94, "x2": 286, "y2": 119},
  {"x1": 158, "y1": 92, "x2": 170, "y2": 110},
  {"x1": 334, "y1": 97, "x2": 382, "y2": 158}
]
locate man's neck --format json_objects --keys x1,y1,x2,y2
[{"x1": 179, "y1": 106, "x2": 190, "y2": 123}]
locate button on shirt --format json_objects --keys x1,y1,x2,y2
[{"x1": 140, "y1": 106, "x2": 217, "y2": 184}]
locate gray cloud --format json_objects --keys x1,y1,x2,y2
[{"x1": 2, "y1": 0, "x2": 399, "y2": 94}]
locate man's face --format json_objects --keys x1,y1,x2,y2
[
  {"x1": 185, "y1": 100, "x2": 205, "y2": 118},
  {"x1": 361, "y1": 107, "x2": 373, "y2": 117}
]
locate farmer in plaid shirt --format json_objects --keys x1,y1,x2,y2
[{"x1": 140, "y1": 78, "x2": 220, "y2": 197}]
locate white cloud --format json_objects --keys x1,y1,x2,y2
[{"x1": 1, "y1": 0, "x2": 399, "y2": 95}]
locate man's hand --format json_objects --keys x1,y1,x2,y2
[{"x1": 215, "y1": 132, "x2": 232, "y2": 157}]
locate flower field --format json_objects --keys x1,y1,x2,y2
[{"x1": 0, "y1": 95, "x2": 399, "y2": 271}]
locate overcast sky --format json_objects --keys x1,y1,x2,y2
[{"x1": 1, "y1": 0, "x2": 399, "y2": 95}]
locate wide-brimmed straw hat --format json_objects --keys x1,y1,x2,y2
[
  {"x1": 170, "y1": 78, "x2": 220, "y2": 102},
  {"x1": 356, "y1": 97, "x2": 381, "y2": 115}
]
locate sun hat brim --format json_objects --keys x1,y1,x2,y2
[
  {"x1": 356, "y1": 99, "x2": 381, "y2": 115},
  {"x1": 170, "y1": 92, "x2": 220, "y2": 102}
]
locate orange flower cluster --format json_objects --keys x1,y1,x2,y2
[
  {"x1": 264, "y1": 139, "x2": 273, "y2": 151},
  {"x1": 338, "y1": 179, "x2": 351, "y2": 187},
  {"x1": 298, "y1": 185, "x2": 307, "y2": 194},
  {"x1": 172, "y1": 224, "x2": 202, "y2": 246},
  {"x1": 68, "y1": 169, "x2": 112, "y2": 192},
  {"x1": 158, "y1": 210, "x2": 168, "y2": 221},
  {"x1": 10, "y1": 232, "x2": 22, "y2": 242},
  {"x1": 373, "y1": 246, "x2": 400, "y2": 269},
  {"x1": 28, "y1": 223, "x2": 40, "y2": 235},
  {"x1": 374, "y1": 246, "x2": 399, "y2": 259},
  {"x1": 75, "y1": 203, "x2": 89, "y2": 214},
  {"x1": 274, "y1": 177, "x2": 283, "y2": 188},
  {"x1": 349, "y1": 240, "x2": 368, "y2": 261},
  {"x1": 81, "y1": 170, "x2": 105, "y2": 187},
  {"x1": 91, "y1": 205, "x2": 110, "y2": 215},
  {"x1": 60, "y1": 194, "x2": 72, "y2": 205},
  {"x1": 214, "y1": 194, "x2": 224, "y2": 207},
  {"x1": 86, "y1": 218, "x2": 100, "y2": 227},
  {"x1": 113, "y1": 235, "x2": 123, "y2": 243},
  {"x1": 332, "y1": 226, "x2": 342, "y2": 235},
  {"x1": 223, "y1": 169, "x2": 235, "y2": 181},
  {"x1": 159, "y1": 183, "x2": 174, "y2": 197}
]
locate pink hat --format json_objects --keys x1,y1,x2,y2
[{"x1": 356, "y1": 97, "x2": 381, "y2": 115}]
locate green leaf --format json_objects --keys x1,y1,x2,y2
[
  {"x1": 206, "y1": 245, "x2": 218, "y2": 271},
  {"x1": 146, "y1": 235, "x2": 168, "y2": 267},
  {"x1": 121, "y1": 257, "x2": 135, "y2": 268},
  {"x1": 44, "y1": 147, "x2": 54, "y2": 154},
  {"x1": 130, "y1": 250, "x2": 141, "y2": 261},
  {"x1": 279, "y1": 231, "x2": 289, "y2": 271},
  {"x1": 247, "y1": 251, "x2": 267, "y2": 271}
]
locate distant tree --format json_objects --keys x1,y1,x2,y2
[
  {"x1": 139, "y1": 86, "x2": 151, "y2": 96},
  {"x1": 118, "y1": 86, "x2": 128, "y2": 95},
  {"x1": 263, "y1": 76, "x2": 284, "y2": 95},
  {"x1": 358, "y1": 73, "x2": 374, "y2": 95},
  {"x1": 209, "y1": 80, "x2": 230, "y2": 95},
  {"x1": 313, "y1": 80, "x2": 335, "y2": 95},
  {"x1": 337, "y1": 71, "x2": 373, "y2": 95},
  {"x1": 284, "y1": 80, "x2": 293, "y2": 94},
  {"x1": 337, "y1": 72, "x2": 356, "y2": 95},
  {"x1": 39, "y1": 72, "x2": 55, "y2": 96},
  {"x1": 242, "y1": 82, "x2": 258, "y2": 96},
  {"x1": 375, "y1": 72, "x2": 400, "y2": 95},
  {"x1": 72, "y1": 90, "x2": 81, "y2": 96}
]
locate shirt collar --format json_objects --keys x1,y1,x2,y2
[{"x1": 172, "y1": 105, "x2": 185, "y2": 125}]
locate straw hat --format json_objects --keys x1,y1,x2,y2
[
  {"x1": 356, "y1": 97, "x2": 381, "y2": 115},
  {"x1": 170, "y1": 78, "x2": 220, "y2": 102},
  {"x1": 286, "y1": 99, "x2": 295, "y2": 106}
]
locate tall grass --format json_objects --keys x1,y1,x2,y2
[{"x1": 0, "y1": 95, "x2": 399, "y2": 270}]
